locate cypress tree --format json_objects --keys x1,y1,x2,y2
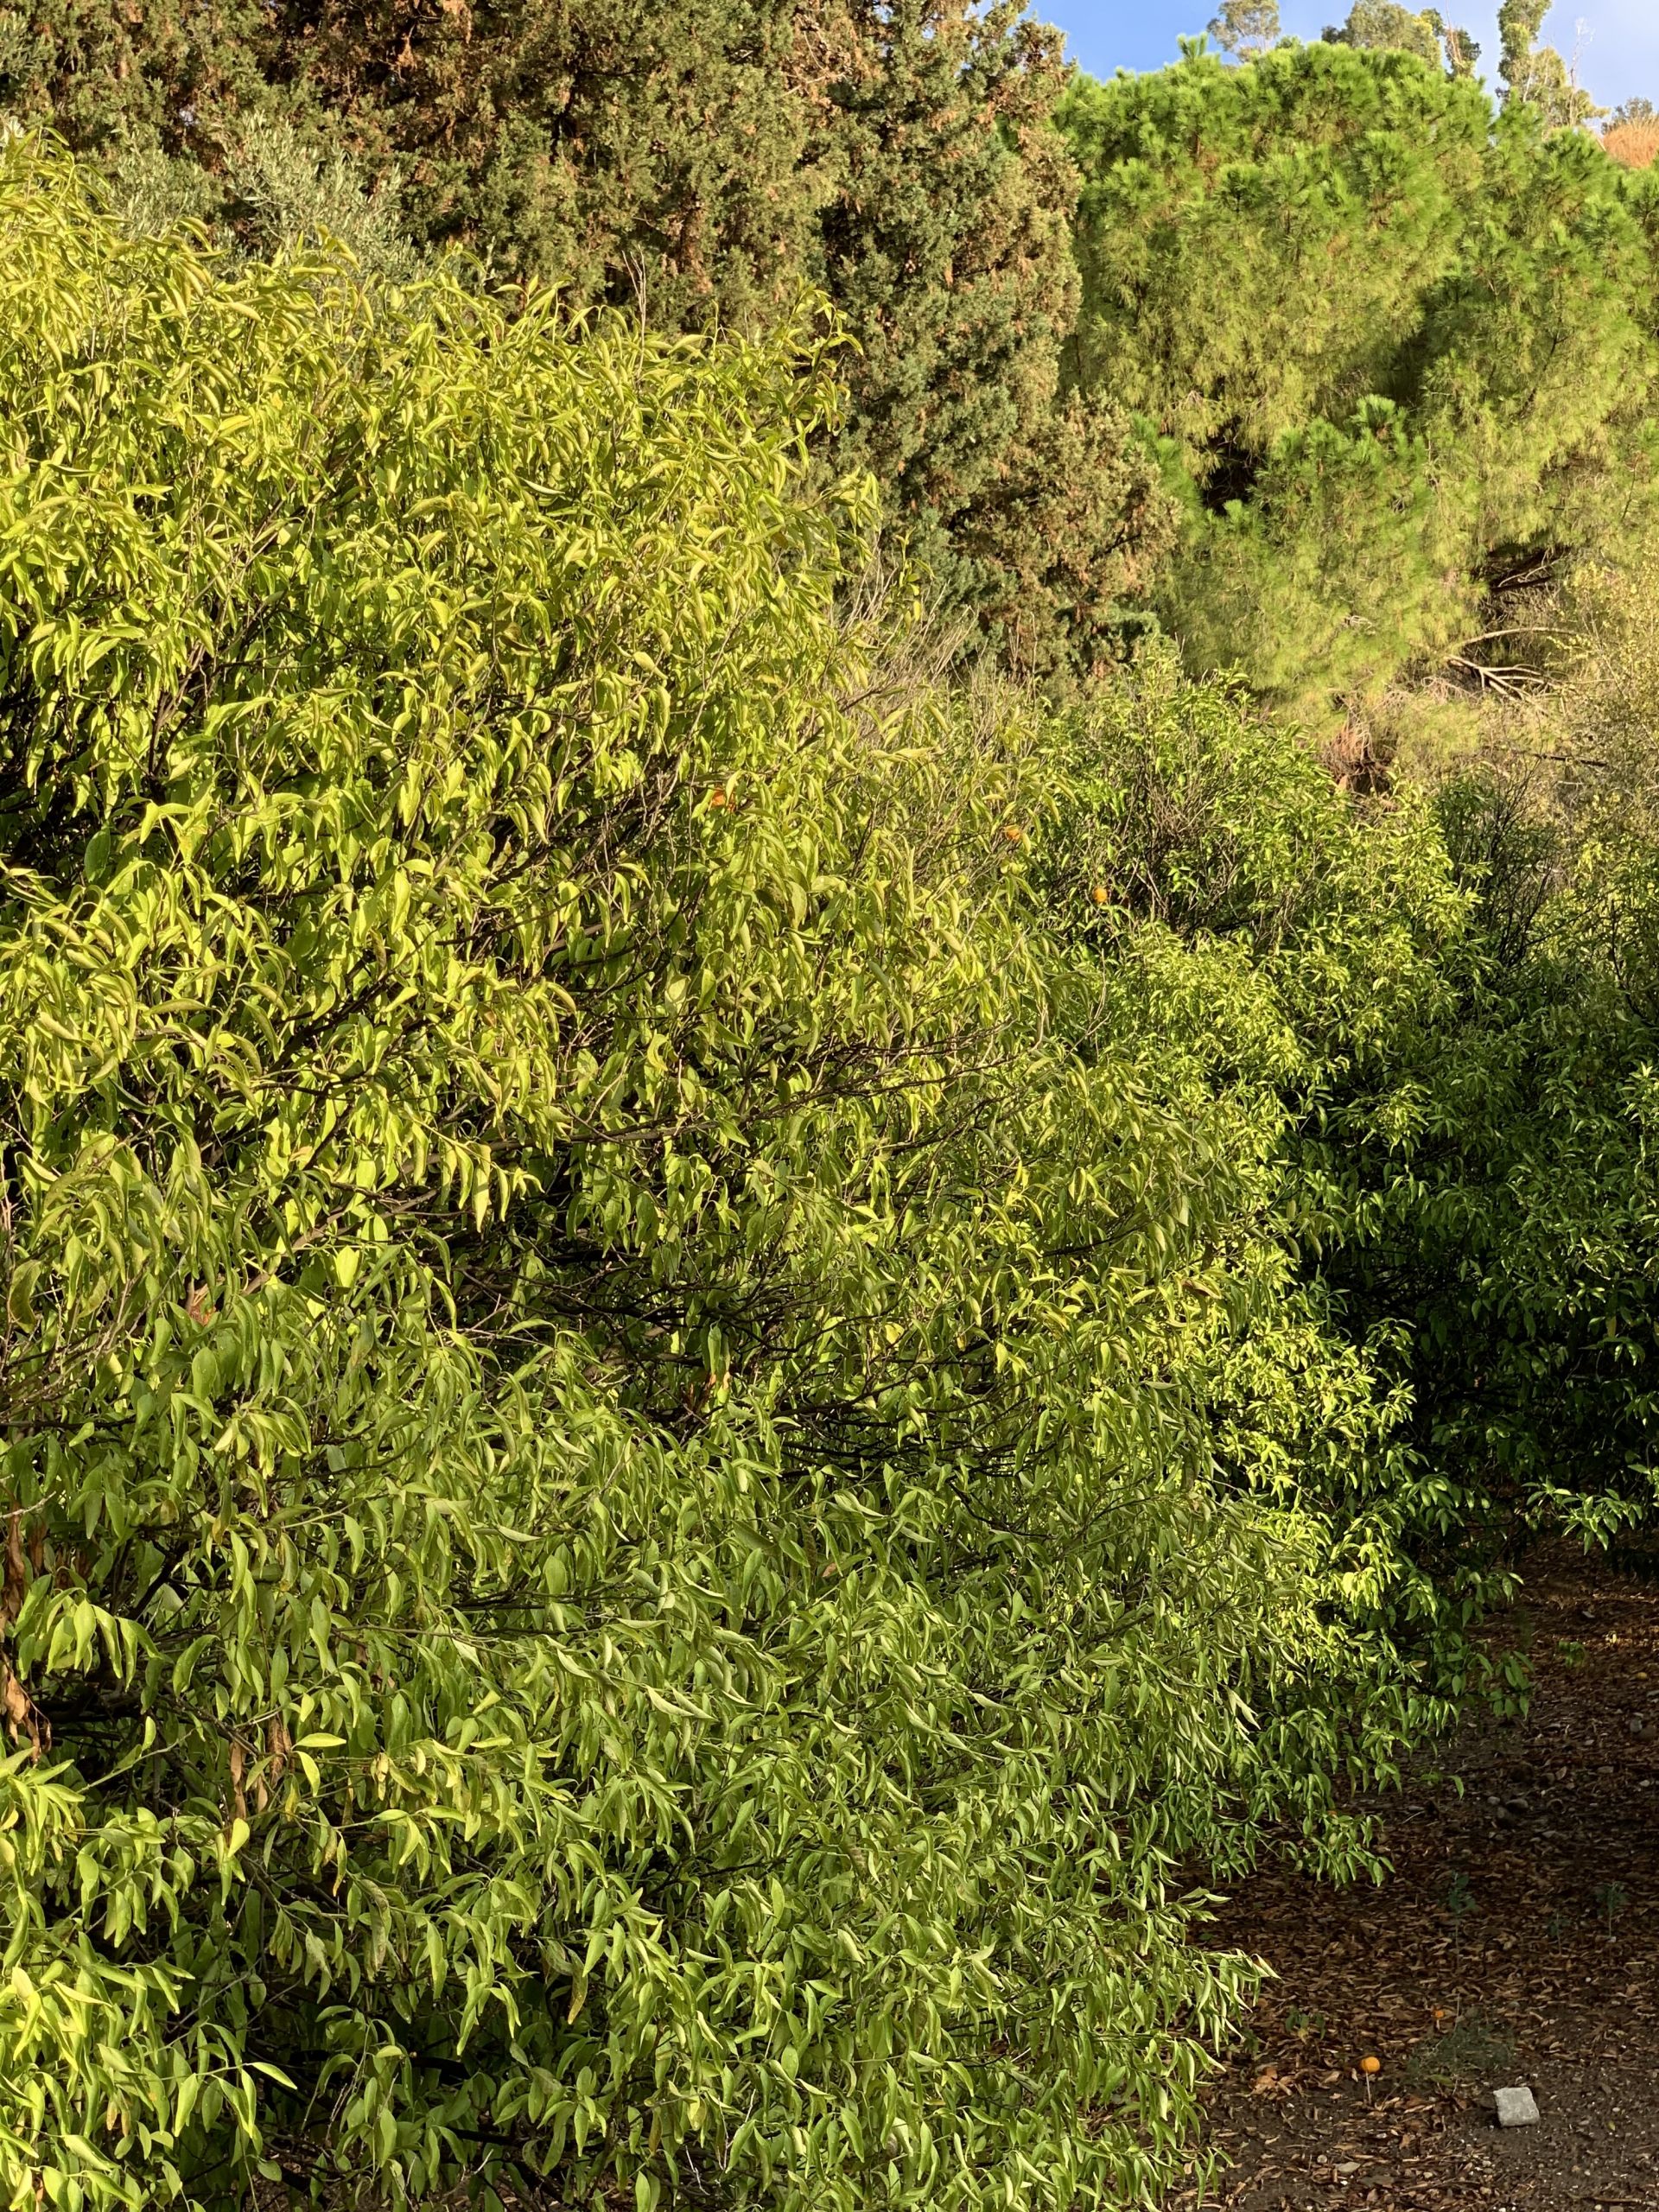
[
  {"x1": 0, "y1": 0, "x2": 1161, "y2": 676},
  {"x1": 817, "y1": 0, "x2": 1168, "y2": 670},
  {"x1": 0, "y1": 1, "x2": 834, "y2": 328}
]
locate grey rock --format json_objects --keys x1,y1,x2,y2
[{"x1": 1494, "y1": 2084, "x2": 1540, "y2": 2128}]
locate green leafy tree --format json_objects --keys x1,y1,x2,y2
[
  {"x1": 1207, "y1": 2, "x2": 1281, "y2": 59},
  {"x1": 0, "y1": 140, "x2": 1465, "y2": 2212},
  {"x1": 1497, "y1": 0, "x2": 1597, "y2": 126},
  {"x1": 1211, "y1": 1, "x2": 1282, "y2": 59},
  {"x1": 1323, "y1": 3, "x2": 1478, "y2": 75},
  {"x1": 1331, "y1": 3, "x2": 1441, "y2": 65},
  {"x1": 1498, "y1": 0, "x2": 1549, "y2": 92}
]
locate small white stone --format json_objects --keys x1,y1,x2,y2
[{"x1": 1494, "y1": 2084, "x2": 1540, "y2": 2128}]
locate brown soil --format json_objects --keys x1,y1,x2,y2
[{"x1": 1168, "y1": 1558, "x2": 1659, "y2": 2211}]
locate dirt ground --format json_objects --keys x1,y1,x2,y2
[{"x1": 1167, "y1": 1557, "x2": 1659, "y2": 2211}]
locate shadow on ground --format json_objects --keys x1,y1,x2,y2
[{"x1": 1169, "y1": 1559, "x2": 1659, "y2": 2210}]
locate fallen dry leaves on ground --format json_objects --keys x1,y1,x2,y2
[{"x1": 1166, "y1": 1555, "x2": 1659, "y2": 2210}]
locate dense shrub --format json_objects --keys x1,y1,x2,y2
[
  {"x1": 0, "y1": 145, "x2": 1474, "y2": 2210},
  {"x1": 1305, "y1": 561, "x2": 1659, "y2": 1554}
]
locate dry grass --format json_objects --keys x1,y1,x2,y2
[{"x1": 1603, "y1": 122, "x2": 1659, "y2": 169}]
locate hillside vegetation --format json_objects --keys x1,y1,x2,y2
[{"x1": 4, "y1": 10, "x2": 1659, "y2": 2211}]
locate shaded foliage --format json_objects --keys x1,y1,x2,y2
[{"x1": 1303, "y1": 563, "x2": 1659, "y2": 1564}]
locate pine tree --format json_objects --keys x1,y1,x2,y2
[{"x1": 1062, "y1": 40, "x2": 1659, "y2": 718}]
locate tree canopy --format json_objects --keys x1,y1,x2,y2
[
  {"x1": 1324, "y1": 3, "x2": 1478, "y2": 75},
  {"x1": 1061, "y1": 41, "x2": 1659, "y2": 721}
]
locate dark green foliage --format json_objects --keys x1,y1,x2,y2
[
  {"x1": 1303, "y1": 567, "x2": 1659, "y2": 1561},
  {"x1": 1060, "y1": 43, "x2": 1659, "y2": 721},
  {"x1": 0, "y1": 0, "x2": 276, "y2": 153},
  {"x1": 0, "y1": 0, "x2": 831, "y2": 327},
  {"x1": 944, "y1": 392, "x2": 1175, "y2": 678},
  {"x1": 272, "y1": 0, "x2": 835, "y2": 328},
  {"x1": 1301, "y1": 782, "x2": 1659, "y2": 1559},
  {"x1": 0, "y1": 0, "x2": 1164, "y2": 678}
]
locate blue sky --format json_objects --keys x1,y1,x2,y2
[{"x1": 1044, "y1": 2, "x2": 1659, "y2": 108}]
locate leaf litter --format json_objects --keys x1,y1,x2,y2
[{"x1": 1167, "y1": 1551, "x2": 1659, "y2": 2209}]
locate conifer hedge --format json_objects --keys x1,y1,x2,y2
[{"x1": 0, "y1": 0, "x2": 1170, "y2": 682}]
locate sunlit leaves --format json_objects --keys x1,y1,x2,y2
[{"x1": 0, "y1": 143, "x2": 1459, "y2": 2212}]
